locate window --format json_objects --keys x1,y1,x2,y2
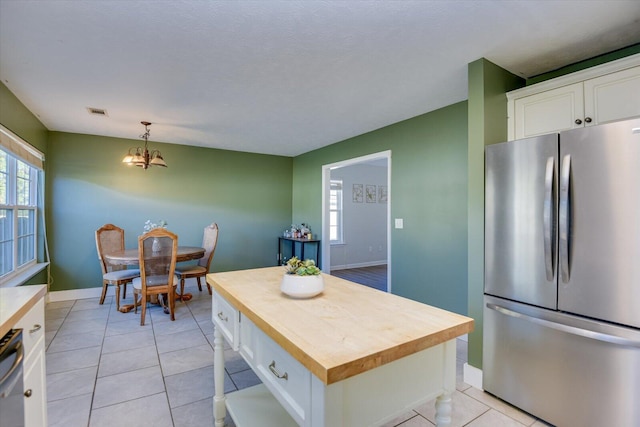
[
  {"x1": 0, "y1": 149, "x2": 38, "y2": 279},
  {"x1": 329, "y1": 180, "x2": 343, "y2": 243}
]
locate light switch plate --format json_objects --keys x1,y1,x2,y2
[{"x1": 395, "y1": 218, "x2": 404, "y2": 229}]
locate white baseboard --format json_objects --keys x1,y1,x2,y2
[
  {"x1": 463, "y1": 363, "x2": 483, "y2": 390},
  {"x1": 46, "y1": 277, "x2": 200, "y2": 303},
  {"x1": 47, "y1": 286, "x2": 106, "y2": 302},
  {"x1": 330, "y1": 261, "x2": 387, "y2": 271}
]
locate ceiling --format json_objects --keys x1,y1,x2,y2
[{"x1": 1, "y1": 1, "x2": 639, "y2": 157}]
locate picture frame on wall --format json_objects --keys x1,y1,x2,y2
[
  {"x1": 353, "y1": 184, "x2": 363, "y2": 203},
  {"x1": 378, "y1": 185, "x2": 387, "y2": 203},
  {"x1": 366, "y1": 185, "x2": 376, "y2": 203}
]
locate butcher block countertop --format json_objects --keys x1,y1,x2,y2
[
  {"x1": 0, "y1": 284, "x2": 47, "y2": 338},
  {"x1": 207, "y1": 267, "x2": 474, "y2": 385}
]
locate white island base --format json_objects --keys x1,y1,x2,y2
[
  {"x1": 213, "y1": 325, "x2": 456, "y2": 427},
  {"x1": 208, "y1": 267, "x2": 472, "y2": 427}
]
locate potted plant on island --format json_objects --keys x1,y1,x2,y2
[{"x1": 280, "y1": 256, "x2": 324, "y2": 298}]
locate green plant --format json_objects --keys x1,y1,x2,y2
[
  {"x1": 284, "y1": 256, "x2": 321, "y2": 276},
  {"x1": 144, "y1": 219, "x2": 167, "y2": 232}
]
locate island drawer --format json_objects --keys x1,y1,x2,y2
[
  {"x1": 254, "y1": 327, "x2": 311, "y2": 426},
  {"x1": 212, "y1": 292, "x2": 239, "y2": 350}
]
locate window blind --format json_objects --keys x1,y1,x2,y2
[{"x1": 0, "y1": 124, "x2": 44, "y2": 170}]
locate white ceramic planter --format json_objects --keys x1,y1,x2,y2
[{"x1": 280, "y1": 274, "x2": 324, "y2": 298}]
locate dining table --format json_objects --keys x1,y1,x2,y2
[
  {"x1": 103, "y1": 246, "x2": 206, "y2": 311},
  {"x1": 103, "y1": 246, "x2": 205, "y2": 266}
]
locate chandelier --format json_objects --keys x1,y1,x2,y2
[{"x1": 122, "y1": 121, "x2": 167, "y2": 169}]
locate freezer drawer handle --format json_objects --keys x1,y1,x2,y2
[
  {"x1": 487, "y1": 303, "x2": 640, "y2": 348},
  {"x1": 559, "y1": 154, "x2": 571, "y2": 283},
  {"x1": 543, "y1": 157, "x2": 556, "y2": 281}
]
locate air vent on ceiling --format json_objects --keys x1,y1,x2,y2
[{"x1": 86, "y1": 107, "x2": 108, "y2": 116}]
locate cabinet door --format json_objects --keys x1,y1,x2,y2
[
  {"x1": 584, "y1": 67, "x2": 640, "y2": 125},
  {"x1": 514, "y1": 83, "x2": 584, "y2": 139},
  {"x1": 24, "y1": 341, "x2": 47, "y2": 427}
]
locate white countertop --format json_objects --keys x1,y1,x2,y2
[{"x1": 0, "y1": 284, "x2": 47, "y2": 337}]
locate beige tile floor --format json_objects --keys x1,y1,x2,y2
[{"x1": 45, "y1": 279, "x2": 553, "y2": 427}]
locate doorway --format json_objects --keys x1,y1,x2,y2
[{"x1": 321, "y1": 151, "x2": 391, "y2": 292}]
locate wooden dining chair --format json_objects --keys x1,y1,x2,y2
[
  {"x1": 132, "y1": 228, "x2": 179, "y2": 325},
  {"x1": 175, "y1": 222, "x2": 219, "y2": 297},
  {"x1": 95, "y1": 224, "x2": 140, "y2": 311}
]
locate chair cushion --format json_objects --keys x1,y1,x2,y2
[
  {"x1": 104, "y1": 269, "x2": 140, "y2": 281},
  {"x1": 174, "y1": 266, "x2": 207, "y2": 276},
  {"x1": 132, "y1": 275, "x2": 179, "y2": 290}
]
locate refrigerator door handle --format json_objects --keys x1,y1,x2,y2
[
  {"x1": 559, "y1": 154, "x2": 571, "y2": 283},
  {"x1": 543, "y1": 157, "x2": 556, "y2": 281},
  {"x1": 486, "y1": 303, "x2": 640, "y2": 348}
]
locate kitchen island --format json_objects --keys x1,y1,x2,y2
[{"x1": 207, "y1": 267, "x2": 473, "y2": 427}]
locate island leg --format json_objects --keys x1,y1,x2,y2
[
  {"x1": 435, "y1": 392, "x2": 453, "y2": 426},
  {"x1": 213, "y1": 326, "x2": 226, "y2": 427},
  {"x1": 434, "y1": 339, "x2": 456, "y2": 427}
]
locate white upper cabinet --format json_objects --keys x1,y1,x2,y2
[
  {"x1": 514, "y1": 83, "x2": 584, "y2": 138},
  {"x1": 508, "y1": 53, "x2": 640, "y2": 140},
  {"x1": 584, "y1": 66, "x2": 640, "y2": 125}
]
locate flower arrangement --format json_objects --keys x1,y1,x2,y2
[
  {"x1": 284, "y1": 256, "x2": 321, "y2": 276},
  {"x1": 144, "y1": 219, "x2": 168, "y2": 232}
]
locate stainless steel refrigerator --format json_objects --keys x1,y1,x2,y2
[{"x1": 483, "y1": 118, "x2": 640, "y2": 427}]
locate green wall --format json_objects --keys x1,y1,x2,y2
[
  {"x1": 46, "y1": 131, "x2": 292, "y2": 292},
  {"x1": 466, "y1": 59, "x2": 523, "y2": 369},
  {"x1": 293, "y1": 102, "x2": 469, "y2": 315},
  {"x1": 2, "y1": 81, "x2": 294, "y2": 292}
]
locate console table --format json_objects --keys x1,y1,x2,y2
[
  {"x1": 278, "y1": 237, "x2": 320, "y2": 266},
  {"x1": 207, "y1": 267, "x2": 473, "y2": 427}
]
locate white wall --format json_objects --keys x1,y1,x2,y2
[{"x1": 330, "y1": 163, "x2": 387, "y2": 269}]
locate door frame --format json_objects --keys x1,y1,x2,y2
[{"x1": 321, "y1": 150, "x2": 392, "y2": 292}]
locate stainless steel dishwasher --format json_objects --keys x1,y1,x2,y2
[{"x1": 0, "y1": 329, "x2": 25, "y2": 427}]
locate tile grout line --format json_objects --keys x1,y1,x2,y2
[
  {"x1": 87, "y1": 295, "x2": 111, "y2": 427},
  {"x1": 149, "y1": 302, "x2": 179, "y2": 427}
]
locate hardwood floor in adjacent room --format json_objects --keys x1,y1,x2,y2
[{"x1": 330, "y1": 264, "x2": 387, "y2": 291}]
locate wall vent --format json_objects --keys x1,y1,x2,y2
[{"x1": 86, "y1": 107, "x2": 108, "y2": 116}]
